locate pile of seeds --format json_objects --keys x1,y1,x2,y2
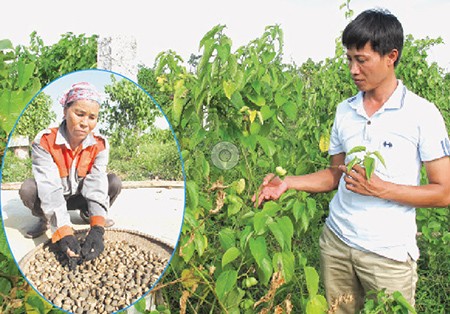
[{"x1": 24, "y1": 239, "x2": 169, "y2": 313}]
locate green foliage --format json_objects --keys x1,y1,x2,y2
[
  {"x1": 1, "y1": 150, "x2": 32, "y2": 183},
  {"x1": 145, "y1": 24, "x2": 332, "y2": 313},
  {"x1": 108, "y1": 130, "x2": 182, "y2": 181},
  {"x1": 17, "y1": 32, "x2": 98, "y2": 86},
  {"x1": 361, "y1": 289, "x2": 416, "y2": 314},
  {"x1": 101, "y1": 76, "x2": 162, "y2": 144},
  {"x1": 135, "y1": 22, "x2": 450, "y2": 314},
  {"x1": 346, "y1": 146, "x2": 386, "y2": 181},
  {"x1": 0, "y1": 38, "x2": 41, "y2": 151},
  {"x1": 14, "y1": 92, "x2": 56, "y2": 141}
]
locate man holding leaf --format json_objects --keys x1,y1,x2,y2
[{"x1": 253, "y1": 8, "x2": 450, "y2": 313}]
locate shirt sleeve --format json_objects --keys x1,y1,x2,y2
[
  {"x1": 328, "y1": 104, "x2": 345, "y2": 156},
  {"x1": 31, "y1": 142, "x2": 71, "y2": 232},
  {"x1": 419, "y1": 103, "x2": 450, "y2": 161},
  {"x1": 81, "y1": 139, "x2": 109, "y2": 217}
]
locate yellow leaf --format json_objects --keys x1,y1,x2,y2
[
  {"x1": 319, "y1": 134, "x2": 330, "y2": 153},
  {"x1": 156, "y1": 75, "x2": 167, "y2": 85},
  {"x1": 236, "y1": 178, "x2": 245, "y2": 194},
  {"x1": 249, "y1": 110, "x2": 257, "y2": 123},
  {"x1": 181, "y1": 268, "x2": 198, "y2": 288}
]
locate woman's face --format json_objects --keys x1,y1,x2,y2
[{"x1": 63, "y1": 99, "x2": 100, "y2": 149}]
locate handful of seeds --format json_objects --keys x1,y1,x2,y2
[{"x1": 20, "y1": 229, "x2": 173, "y2": 314}]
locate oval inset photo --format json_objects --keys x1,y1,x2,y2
[{"x1": 1, "y1": 69, "x2": 185, "y2": 313}]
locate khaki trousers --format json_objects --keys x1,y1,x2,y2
[{"x1": 319, "y1": 225, "x2": 417, "y2": 314}]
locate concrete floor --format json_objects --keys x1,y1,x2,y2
[{"x1": 1, "y1": 185, "x2": 185, "y2": 264}]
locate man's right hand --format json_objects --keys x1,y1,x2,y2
[
  {"x1": 252, "y1": 173, "x2": 288, "y2": 207},
  {"x1": 57, "y1": 235, "x2": 82, "y2": 271}
]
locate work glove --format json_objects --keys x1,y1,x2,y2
[
  {"x1": 52, "y1": 225, "x2": 81, "y2": 271},
  {"x1": 57, "y1": 235, "x2": 82, "y2": 271},
  {"x1": 81, "y1": 225, "x2": 105, "y2": 261}
]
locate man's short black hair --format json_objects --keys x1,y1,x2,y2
[{"x1": 342, "y1": 8, "x2": 404, "y2": 67}]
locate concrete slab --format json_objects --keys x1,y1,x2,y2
[{"x1": 1, "y1": 185, "x2": 185, "y2": 264}]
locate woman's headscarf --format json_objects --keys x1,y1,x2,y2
[{"x1": 59, "y1": 82, "x2": 103, "y2": 107}]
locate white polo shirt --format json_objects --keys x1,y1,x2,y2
[{"x1": 327, "y1": 80, "x2": 450, "y2": 262}]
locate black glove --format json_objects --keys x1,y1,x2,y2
[
  {"x1": 81, "y1": 226, "x2": 105, "y2": 261},
  {"x1": 58, "y1": 235, "x2": 82, "y2": 272}
]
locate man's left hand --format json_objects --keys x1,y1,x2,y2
[
  {"x1": 81, "y1": 226, "x2": 105, "y2": 261},
  {"x1": 338, "y1": 164, "x2": 386, "y2": 198}
]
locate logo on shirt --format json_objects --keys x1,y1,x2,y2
[
  {"x1": 383, "y1": 141, "x2": 393, "y2": 148},
  {"x1": 347, "y1": 96, "x2": 357, "y2": 103}
]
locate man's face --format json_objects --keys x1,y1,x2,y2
[
  {"x1": 63, "y1": 99, "x2": 100, "y2": 147},
  {"x1": 346, "y1": 42, "x2": 396, "y2": 92}
]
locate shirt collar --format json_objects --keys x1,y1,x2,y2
[
  {"x1": 55, "y1": 120, "x2": 97, "y2": 150},
  {"x1": 347, "y1": 80, "x2": 407, "y2": 116}
]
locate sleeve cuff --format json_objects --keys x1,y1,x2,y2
[
  {"x1": 51, "y1": 225, "x2": 74, "y2": 243},
  {"x1": 90, "y1": 215, "x2": 106, "y2": 227}
]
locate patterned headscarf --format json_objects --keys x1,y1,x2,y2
[{"x1": 59, "y1": 82, "x2": 103, "y2": 107}]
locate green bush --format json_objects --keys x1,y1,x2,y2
[
  {"x1": 1, "y1": 150, "x2": 32, "y2": 183},
  {"x1": 108, "y1": 130, "x2": 182, "y2": 181}
]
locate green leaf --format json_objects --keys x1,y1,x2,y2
[
  {"x1": 249, "y1": 236, "x2": 274, "y2": 285},
  {"x1": 346, "y1": 156, "x2": 361, "y2": 172},
  {"x1": 172, "y1": 80, "x2": 188, "y2": 127},
  {"x1": 0, "y1": 39, "x2": 13, "y2": 50},
  {"x1": 223, "y1": 81, "x2": 237, "y2": 100},
  {"x1": 215, "y1": 270, "x2": 238, "y2": 300},
  {"x1": 0, "y1": 231, "x2": 10, "y2": 256},
  {"x1": 268, "y1": 221, "x2": 285, "y2": 250},
  {"x1": 262, "y1": 51, "x2": 276, "y2": 64},
  {"x1": 199, "y1": 24, "x2": 225, "y2": 49},
  {"x1": 248, "y1": 93, "x2": 266, "y2": 107},
  {"x1": 219, "y1": 228, "x2": 236, "y2": 250},
  {"x1": 179, "y1": 234, "x2": 195, "y2": 263},
  {"x1": 393, "y1": 291, "x2": 417, "y2": 313},
  {"x1": 252, "y1": 80, "x2": 262, "y2": 94},
  {"x1": 372, "y1": 150, "x2": 386, "y2": 168},
  {"x1": 304, "y1": 266, "x2": 319, "y2": 297},
  {"x1": 273, "y1": 251, "x2": 295, "y2": 282},
  {"x1": 300, "y1": 209, "x2": 309, "y2": 232},
  {"x1": 292, "y1": 199, "x2": 305, "y2": 222},
  {"x1": 257, "y1": 136, "x2": 276, "y2": 157},
  {"x1": 277, "y1": 216, "x2": 293, "y2": 251},
  {"x1": 231, "y1": 91, "x2": 245, "y2": 108},
  {"x1": 25, "y1": 295, "x2": 46, "y2": 314},
  {"x1": 305, "y1": 295, "x2": 328, "y2": 314},
  {"x1": 133, "y1": 297, "x2": 147, "y2": 313},
  {"x1": 260, "y1": 105, "x2": 274, "y2": 120},
  {"x1": 274, "y1": 92, "x2": 287, "y2": 107},
  {"x1": 227, "y1": 194, "x2": 243, "y2": 216},
  {"x1": 347, "y1": 145, "x2": 366, "y2": 155},
  {"x1": 250, "y1": 121, "x2": 261, "y2": 135},
  {"x1": 186, "y1": 180, "x2": 199, "y2": 210},
  {"x1": 17, "y1": 59, "x2": 36, "y2": 89},
  {"x1": 363, "y1": 156, "x2": 375, "y2": 181},
  {"x1": 194, "y1": 232, "x2": 208, "y2": 257},
  {"x1": 253, "y1": 211, "x2": 270, "y2": 235},
  {"x1": 222, "y1": 247, "x2": 241, "y2": 267},
  {"x1": 216, "y1": 43, "x2": 231, "y2": 62},
  {"x1": 306, "y1": 197, "x2": 317, "y2": 217},
  {"x1": 282, "y1": 101, "x2": 297, "y2": 119},
  {"x1": 249, "y1": 236, "x2": 269, "y2": 266}
]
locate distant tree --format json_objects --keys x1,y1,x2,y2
[
  {"x1": 101, "y1": 76, "x2": 161, "y2": 144},
  {"x1": 17, "y1": 32, "x2": 98, "y2": 85},
  {"x1": 14, "y1": 92, "x2": 56, "y2": 141}
]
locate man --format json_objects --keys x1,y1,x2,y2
[
  {"x1": 254, "y1": 9, "x2": 450, "y2": 313},
  {"x1": 19, "y1": 82, "x2": 122, "y2": 269}
]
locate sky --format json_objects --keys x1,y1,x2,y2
[{"x1": 1, "y1": 0, "x2": 449, "y2": 72}]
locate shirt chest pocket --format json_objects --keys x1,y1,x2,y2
[{"x1": 375, "y1": 133, "x2": 419, "y2": 179}]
